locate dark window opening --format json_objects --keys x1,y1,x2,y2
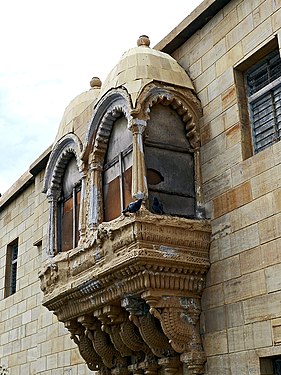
[
  {"x1": 245, "y1": 49, "x2": 281, "y2": 154},
  {"x1": 5, "y1": 239, "x2": 19, "y2": 298},
  {"x1": 58, "y1": 157, "x2": 81, "y2": 252},
  {"x1": 103, "y1": 116, "x2": 133, "y2": 222},
  {"x1": 144, "y1": 104, "x2": 195, "y2": 218},
  {"x1": 260, "y1": 356, "x2": 281, "y2": 375}
]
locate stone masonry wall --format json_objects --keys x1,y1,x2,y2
[
  {"x1": 172, "y1": 0, "x2": 281, "y2": 374},
  {"x1": 0, "y1": 170, "x2": 94, "y2": 375}
]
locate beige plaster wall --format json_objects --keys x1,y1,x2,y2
[
  {"x1": 171, "y1": 0, "x2": 281, "y2": 373},
  {"x1": 0, "y1": 170, "x2": 93, "y2": 374}
]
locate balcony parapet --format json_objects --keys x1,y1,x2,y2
[{"x1": 40, "y1": 209, "x2": 211, "y2": 374}]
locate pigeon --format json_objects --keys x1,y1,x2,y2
[
  {"x1": 151, "y1": 197, "x2": 164, "y2": 214},
  {"x1": 122, "y1": 198, "x2": 143, "y2": 216}
]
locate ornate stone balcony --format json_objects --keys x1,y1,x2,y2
[{"x1": 40, "y1": 209, "x2": 211, "y2": 375}]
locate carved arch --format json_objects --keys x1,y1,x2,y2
[
  {"x1": 43, "y1": 133, "x2": 83, "y2": 196},
  {"x1": 82, "y1": 88, "x2": 133, "y2": 161},
  {"x1": 132, "y1": 83, "x2": 204, "y2": 217},
  {"x1": 43, "y1": 134, "x2": 83, "y2": 256},
  {"x1": 82, "y1": 88, "x2": 134, "y2": 226},
  {"x1": 132, "y1": 83, "x2": 202, "y2": 150}
]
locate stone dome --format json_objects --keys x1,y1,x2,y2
[
  {"x1": 99, "y1": 35, "x2": 194, "y2": 107},
  {"x1": 54, "y1": 77, "x2": 101, "y2": 144}
]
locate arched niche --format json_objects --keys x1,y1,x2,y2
[
  {"x1": 134, "y1": 83, "x2": 203, "y2": 218},
  {"x1": 144, "y1": 103, "x2": 195, "y2": 217},
  {"x1": 82, "y1": 88, "x2": 133, "y2": 225},
  {"x1": 43, "y1": 134, "x2": 83, "y2": 256}
]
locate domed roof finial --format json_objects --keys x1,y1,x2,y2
[
  {"x1": 90, "y1": 76, "x2": 102, "y2": 89},
  {"x1": 137, "y1": 35, "x2": 150, "y2": 47}
]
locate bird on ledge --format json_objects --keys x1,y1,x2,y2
[{"x1": 122, "y1": 198, "x2": 143, "y2": 216}]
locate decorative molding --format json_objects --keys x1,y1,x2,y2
[
  {"x1": 132, "y1": 83, "x2": 201, "y2": 150},
  {"x1": 43, "y1": 133, "x2": 83, "y2": 195},
  {"x1": 82, "y1": 88, "x2": 133, "y2": 161}
]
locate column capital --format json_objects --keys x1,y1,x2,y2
[{"x1": 129, "y1": 118, "x2": 147, "y2": 134}]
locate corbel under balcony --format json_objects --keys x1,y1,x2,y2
[{"x1": 40, "y1": 210, "x2": 211, "y2": 375}]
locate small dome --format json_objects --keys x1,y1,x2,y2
[
  {"x1": 99, "y1": 36, "x2": 194, "y2": 106},
  {"x1": 54, "y1": 77, "x2": 101, "y2": 144}
]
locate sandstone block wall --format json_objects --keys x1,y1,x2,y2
[
  {"x1": 172, "y1": 0, "x2": 281, "y2": 373},
  {"x1": 0, "y1": 170, "x2": 94, "y2": 374}
]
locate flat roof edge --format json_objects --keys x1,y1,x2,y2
[
  {"x1": 0, "y1": 145, "x2": 52, "y2": 211},
  {"x1": 154, "y1": 0, "x2": 231, "y2": 54}
]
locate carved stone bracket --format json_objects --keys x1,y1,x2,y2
[
  {"x1": 65, "y1": 319, "x2": 107, "y2": 373},
  {"x1": 77, "y1": 315, "x2": 127, "y2": 370},
  {"x1": 122, "y1": 297, "x2": 174, "y2": 358},
  {"x1": 142, "y1": 292, "x2": 206, "y2": 374}
]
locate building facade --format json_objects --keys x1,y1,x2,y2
[{"x1": 1, "y1": 0, "x2": 281, "y2": 374}]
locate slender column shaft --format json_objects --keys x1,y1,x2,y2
[
  {"x1": 78, "y1": 164, "x2": 87, "y2": 242},
  {"x1": 129, "y1": 118, "x2": 148, "y2": 199}
]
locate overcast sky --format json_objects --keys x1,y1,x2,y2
[{"x1": 0, "y1": 0, "x2": 203, "y2": 195}]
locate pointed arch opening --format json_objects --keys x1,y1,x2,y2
[
  {"x1": 144, "y1": 102, "x2": 196, "y2": 217},
  {"x1": 43, "y1": 135, "x2": 83, "y2": 256}
]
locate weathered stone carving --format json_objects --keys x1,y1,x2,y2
[
  {"x1": 122, "y1": 297, "x2": 174, "y2": 358},
  {"x1": 41, "y1": 52, "x2": 210, "y2": 373},
  {"x1": 40, "y1": 207, "x2": 210, "y2": 373},
  {"x1": 65, "y1": 320, "x2": 107, "y2": 373},
  {"x1": 142, "y1": 293, "x2": 206, "y2": 374},
  {"x1": 78, "y1": 315, "x2": 127, "y2": 370}
]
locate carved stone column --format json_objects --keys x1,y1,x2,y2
[
  {"x1": 88, "y1": 152, "x2": 103, "y2": 228},
  {"x1": 78, "y1": 162, "x2": 88, "y2": 242},
  {"x1": 129, "y1": 118, "x2": 148, "y2": 199},
  {"x1": 46, "y1": 189, "x2": 60, "y2": 256}
]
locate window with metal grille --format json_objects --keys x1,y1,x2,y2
[
  {"x1": 245, "y1": 49, "x2": 281, "y2": 154},
  {"x1": 4, "y1": 239, "x2": 19, "y2": 297}
]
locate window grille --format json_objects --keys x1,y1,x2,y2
[
  {"x1": 5, "y1": 240, "x2": 19, "y2": 297},
  {"x1": 245, "y1": 49, "x2": 281, "y2": 154}
]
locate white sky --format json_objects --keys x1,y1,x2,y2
[{"x1": 0, "y1": 0, "x2": 203, "y2": 195}]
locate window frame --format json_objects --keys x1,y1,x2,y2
[
  {"x1": 4, "y1": 239, "x2": 19, "y2": 298},
  {"x1": 245, "y1": 49, "x2": 281, "y2": 154},
  {"x1": 58, "y1": 162, "x2": 82, "y2": 253},
  {"x1": 102, "y1": 116, "x2": 133, "y2": 222}
]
